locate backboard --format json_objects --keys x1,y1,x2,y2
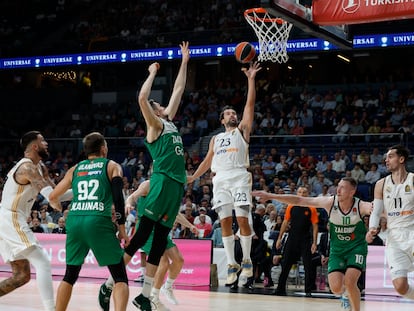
[{"x1": 260, "y1": 0, "x2": 352, "y2": 49}]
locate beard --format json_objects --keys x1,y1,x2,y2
[
  {"x1": 227, "y1": 119, "x2": 238, "y2": 127},
  {"x1": 38, "y1": 149, "x2": 49, "y2": 161}
]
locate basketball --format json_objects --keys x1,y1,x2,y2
[{"x1": 234, "y1": 42, "x2": 256, "y2": 64}]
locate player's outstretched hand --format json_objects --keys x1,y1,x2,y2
[
  {"x1": 148, "y1": 62, "x2": 160, "y2": 75},
  {"x1": 242, "y1": 61, "x2": 261, "y2": 79},
  {"x1": 180, "y1": 41, "x2": 190, "y2": 63}
]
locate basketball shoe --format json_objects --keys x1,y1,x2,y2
[
  {"x1": 132, "y1": 294, "x2": 152, "y2": 311},
  {"x1": 150, "y1": 296, "x2": 170, "y2": 311},
  {"x1": 225, "y1": 263, "x2": 241, "y2": 285},
  {"x1": 238, "y1": 259, "x2": 253, "y2": 286},
  {"x1": 98, "y1": 283, "x2": 112, "y2": 311},
  {"x1": 161, "y1": 284, "x2": 178, "y2": 305},
  {"x1": 340, "y1": 292, "x2": 351, "y2": 311}
]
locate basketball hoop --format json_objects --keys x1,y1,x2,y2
[{"x1": 244, "y1": 8, "x2": 293, "y2": 63}]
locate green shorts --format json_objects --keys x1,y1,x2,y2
[
  {"x1": 139, "y1": 173, "x2": 183, "y2": 228},
  {"x1": 65, "y1": 215, "x2": 124, "y2": 266},
  {"x1": 328, "y1": 243, "x2": 367, "y2": 273}
]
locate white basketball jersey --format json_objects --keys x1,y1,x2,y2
[
  {"x1": 383, "y1": 172, "x2": 414, "y2": 230},
  {"x1": 0, "y1": 158, "x2": 40, "y2": 218},
  {"x1": 211, "y1": 128, "x2": 249, "y2": 173}
]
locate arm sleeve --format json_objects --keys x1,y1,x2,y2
[
  {"x1": 111, "y1": 176, "x2": 126, "y2": 225},
  {"x1": 369, "y1": 198, "x2": 384, "y2": 229}
]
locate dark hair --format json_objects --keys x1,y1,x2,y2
[
  {"x1": 149, "y1": 99, "x2": 156, "y2": 109},
  {"x1": 389, "y1": 144, "x2": 410, "y2": 163},
  {"x1": 20, "y1": 131, "x2": 41, "y2": 151},
  {"x1": 341, "y1": 177, "x2": 357, "y2": 188},
  {"x1": 219, "y1": 105, "x2": 235, "y2": 120},
  {"x1": 83, "y1": 132, "x2": 105, "y2": 156}
]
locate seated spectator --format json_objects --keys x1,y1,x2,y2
[
  {"x1": 310, "y1": 172, "x2": 333, "y2": 197},
  {"x1": 365, "y1": 118, "x2": 381, "y2": 142},
  {"x1": 123, "y1": 116, "x2": 137, "y2": 136},
  {"x1": 195, "y1": 113, "x2": 209, "y2": 137},
  {"x1": 210, "y1": 221, "x2": 223, "y2": 247},
  {"x1": 52, "y1": 217, "x2": 66, "y2": 234},
  {"x1": 195, "y1": 214, "x2": 212, "y2": 238},
  {"x1": 330, "y1": 153, "x2": 346, "y2": 177},
  {"x1": 365, "y1": 163, "x2": 381, "y2": 184},
  {"x1": 332, "y1": 117, "x2": 349, "y2": 143},
  {"x1": 262, "y1": 155, "x2": 276, "y2": 183},
  {"x1": 348, "y1": 118, "x2": 365, "y2": 143},
  {"x1": 377, "y1": 216, "x2": 388, "y2": 245},
  {"x1": 180, "y1": 195, "x2": 196, "y2": 213},
  {"x1": 351, "y1": 163, "x2": 366, "y2": 183},
  {"x1": 370, "y1": 147, "x2": 383, "y2": 165},
  {"x1": 182, "y1": 206, "x2": 195, "y2": 224},
  {"x1": 379, "y1": 119, "x2": 396, "y2": 141},
  {"x1": 39, "y1": 205, "x2": 54, "y2": 232},
  {"x1": 31, "y1": 217, "x2": 45, "y2": 233},
  {"x1": 121, "y1": 150, "x2": 137, "y2": 181},
  {"x1": 193, "y1": 207, "x2": 212, "y2": 225}
]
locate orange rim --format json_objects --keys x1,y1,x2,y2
[{"x1": 244, "y1": 7, "x2": 285, "y2": 24}]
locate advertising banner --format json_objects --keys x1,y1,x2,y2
[
  {"x1": 313, "y1": 0, "x2": 414, "y2": 25},
  {"x1": 0, "y1": 234, "x2": 212, "y2": 287}
]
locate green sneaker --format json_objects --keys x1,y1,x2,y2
[
  {"x1": 98, "y1": 283, "x2": 112, "y2": 311},
  {"x1": 132, "y1": 293, "x2": 152, "y2": 311}
]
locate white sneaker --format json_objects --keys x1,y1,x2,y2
[
  {"x1": 150, "y1": 296, "x2": 170, "y2": 311},
  {"x1": 238, "y1": 259, "x2": 253, "y2": 286},
  {"x1": 340, "y1": 293, "x2": 351, "y2": 311},
  {"x1": 161, "y1": 284, "x2": 178, "y2": 305},
  {"x1": 226, "y1": 263, "x2": 241, "y2": 285}
]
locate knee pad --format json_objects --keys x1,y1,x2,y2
[
  {"x1": 216, "y1": 203, "x2": 233, "y2": 219},
  {"x1": 108, "y1": 257, "x2": 128, "y2": 284},
  {"x1": 234, "y1": 205, "x2": 250, "y2": 218},
  {"x1": 62, "y1": 265, "x2": 81, "y2": 285},
  {"x1": 147, "y1": 223, "x2": 170, "y2": 266}
]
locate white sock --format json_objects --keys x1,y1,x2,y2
[
  {"x1": 239, "y1": 235, "x2": 252, "y2": 261},
  {"x1": 403, "y1": 282, "x2": 414, "y2": 300},
  {"x1": 142, "y1": 276, "x2": 154, "y2": 297},
  {"x1": 151, "y1": 288, "x2": 160, "y2": 299},
  {"x1": 140, "y1": 267, "x2": 146, "y2": 276},
  {"x1": 164, "y1": 277, "x2": 175, "y2": 289},
  {"x1": 27, "y1": 247, "x2": 55, "y2": 311},
  {"x1": 105, "y1": 275, "x2": 114, "y2": 289},
  {"x1": 222, "y1": 235, "x2": 236, "y2": 265}
]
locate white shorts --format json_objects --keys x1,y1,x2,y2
[
  {"x1": 0, "y1": 212, "x2": 40, "y2": 263},
  {"x1": 385, "y1": 227, "x2": 414, "y2": 280},
  {"x1": 212, "y1": 169, "x2": 252, "y2": 209}
]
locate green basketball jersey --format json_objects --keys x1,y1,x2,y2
[
  {"x1": 329, "y1": 195, "x2": 367, "y2": 255},
  {"x1": 70, "y1": 158, "x2": 112, "y2": 218},
  {"x1": 145, "y1": 118, "x2": 186, "y2": 184}
]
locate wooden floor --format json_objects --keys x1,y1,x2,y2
[{"x1": 0, "y1": 278, "x2": 413, "y2": 311}]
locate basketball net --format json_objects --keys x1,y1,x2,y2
[{"x1": 244, "y1": 8, "x2": 293, "y2": 64}]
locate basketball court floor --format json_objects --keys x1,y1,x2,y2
[{"x1": 1, "y1": 276, "x2": 413, "y2": 311}]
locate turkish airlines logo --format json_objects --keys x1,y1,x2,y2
[{"x1": 342, "y1": 0, "x2": 360, "y2": 13}]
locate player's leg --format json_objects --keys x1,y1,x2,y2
[
  {"x1": 56, "y1": 264, "x2": 82, "y2": 311},
  {"x1": 26, "y1": 246, "x2": 55, "y2": 311},
  {"x1": 217, "y1": 204, "x2": 241, "y2": 285},
  {"x1": 132, "y1": 221, "x2": 169, "y2": 310},
  {"x1": 134, "y1": 251, "x2": 147, "y2": 282},
  {"x1": 387, "y1": 242, "x2": 414, "y2": 299},
  {"x1": 0, "y1": 259, "x2": 31, "y2": 296},
  {"x1": 235, "y1": 205, "x2": 253, "y2": 286},
  {"x1": 160, "y1": 246, "x2": 183, "y2": 305},
  {"x1": 107, "y1": 259, "x2": 129, "y2": 311},
  {"x1": 150, "y1": 254, "x2": 170, "y2": 311}
]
